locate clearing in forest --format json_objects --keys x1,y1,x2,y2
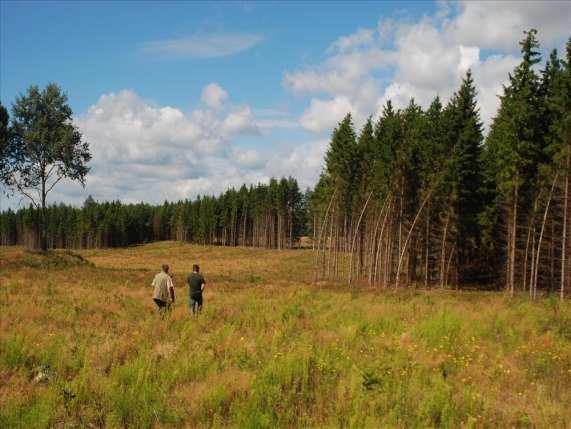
[{"x1": 1, "y1": 242, "x2": 570, "y2": 428}]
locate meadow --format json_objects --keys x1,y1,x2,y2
[{"x1": 1, "y1": 242, "x2": 570, "y2": 428}]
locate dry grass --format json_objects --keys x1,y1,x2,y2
[{"x1": 1, "y1": 241, "x2": 570, "y2": 428}]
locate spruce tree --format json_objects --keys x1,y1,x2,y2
[
  {"x1": 447, "y1": 71, "x2": 486, "y2": 283},
  {"x1": 485, "y1": 29, "x2": 544, "y2": 294}
]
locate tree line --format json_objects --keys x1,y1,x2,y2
[
  {"x1": 0, "y1": 178, "x2": 308, "y2": 249},
  {"x1": 311, "y1": 30, "x2": 570, "y2": 298},
  {"x1": 1, "y1": 30, "x2": 569, "y2": 297}
]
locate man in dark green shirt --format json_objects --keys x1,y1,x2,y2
[{"x1": 187, "y1": 264, "x2": 206, "y2": 315}]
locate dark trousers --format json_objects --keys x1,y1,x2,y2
[
  {"x1": 189, "y1": 295, "x2": 203, "y2": 315},
  {"x1": 154, "y1": 298, "x2": 171, "y2": 316}
]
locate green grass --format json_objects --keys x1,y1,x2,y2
[{"x1": 0, "y1": 242, "x2": 570, "y2": 427}]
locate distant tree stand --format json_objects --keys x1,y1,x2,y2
[{"x1": 1, "y1": 84, "x2": 91, "y2": 251}]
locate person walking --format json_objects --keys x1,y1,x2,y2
[
  {"x1": 187, "y1": 264, "x2": 206, "y2": 315},
  {"x1": 152, "y1": 264, "x2": 175, "y2": 316}
]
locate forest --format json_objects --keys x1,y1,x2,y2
[
  {"x1": 0, "y1": 177, "x2": 307, "y2": 250},
  {"x1": 311, "y1": 31, "x2": 570, "y2": 296},
  {"x1": 1, "y1": 30, "x2": 570, "y2": 296}
]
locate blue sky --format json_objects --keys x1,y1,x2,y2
[
  {"x1": 1, "y1": 1, "x2": 570, "y2": 209},
  {"x1": 1, "y1": 1, "x2": 433, "y2": 114}
]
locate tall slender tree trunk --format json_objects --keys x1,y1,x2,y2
[
  {"x1": 349, "y1": 192, "x2": 373, "y2": 287},
  {"x1": 445, "y1": 244, "x2": 456, "y2": 289},
  {"x1": 396, "y1": 189, "x2": 433, "y2": 288},
  {"x1": 312, "y1": 213, "x2": 317, "y2": 251},
  {"x1": 440, "y1": 213, "x2": 450, "y2": 288},
  {"x1": 369, "y1": 209, "x2": 383, "y2": 286},
  {"x1": 523, "y1": 195, "x2": 541, "y2": 293},
  {"x1": 384, "y1": 216, "x2": 392, "y2": 287},
  {"x1": 425, "y1": 203, "x2": 430, "y2": 288},
  {"x1": 530, "y1": 226, "x2": 536, "y2": 299},
  {"x1": 327, "y1": 211, "x2": 334, "y2": 278},
  {"x1": 314, "y1": 190, "x2": 336, "y2": 281},
  {"x1": 562, "y1": 147, "x2": 570, "y2": 301},
  {"x1": 371, "y1": 196, "x2": 390, "y2": 286},
  {"x1": 398, "y1": 178, "x2": 403, "y2": 271},
  {"x1": 40, "y1": 174, "x2": 48, "y2": 252},
  {"x1": 533, "y1": 175, "x2": 558, "y2": 299},
  {"x1": 509, "y1": 184, "x2": 519, "y2": 297},
  {"x1": 550, "y1": 219, "x2": 555, "y2": 292}
]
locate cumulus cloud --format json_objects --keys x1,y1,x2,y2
[
  {"x1": 300, "y1": 96, "x2": 356, "y2": 133},
  {"x1": 141, "y1": 33, "x2": 264, "y2": 58},
  {"x1": 70, "y1": 87, "x2": 267, "y2": 203},
  {"x1": 201, "y1": 83, "x2": 228, "y2": 109},
  {"x1": 445, "y1": 1, "x2": 571, "y2": 52},
  {"x1": 285, "y1": 1, "x2": 569, "y2": 133},
  {"x1": 34, "y1": 86, "x2": 309, "y2": 207}
]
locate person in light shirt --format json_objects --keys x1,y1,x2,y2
[{"x1": 151, "y1": 264, "x2": 175, "y2": 316}]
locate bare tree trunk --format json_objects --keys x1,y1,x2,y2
[
  {"x1": 398, "y1": 178, "x2": 403, "y2": 273},
  {"x1": 396, "y1": 189, "x2": 433, "y2": 288},
  {"x1": 327, "y1": 211, "x2": 334, "y2": 278},
  {"x1": 369, "y1": 210, "x2": 383, "y2": 286},
  {"x1": 424, "y1": 203, "x2": 430, "y2": 288},
  {"x1": 40, "y1": 174, "x2": 48, "y2": 252},
  {"x1": 509, "y1": 184, "x2": 519, "y2": 297},
  {"x1": 533, "y1": 175, "x2": 558, "y2": 299},
  {"x1": 349, "y1": 192, "x2": 373, "y2": 287},
  {"x1": 445, "y1": 244, "x2": 456, "y2": 289},
  {"x1": 562, "y1": 147, "x2": 570, "y2": 301},
  {"x1": 373, "y1": 197, "x2": 392, "y2": 286},
  {"x1": 312, "y1": 213, "x2": 316, "y2": 251},
  {"x1": 385, "y1": 216, "x2": 393, "y2": 287},
  {"x1": 440, "y1": 213, "x2": 450, "y2": 288},
  {"x1": 550, "y1": 219, "x2": 555, "y2": 292},
  {"x1": 531, "y1": 226, "x2": 536, "y2": 299},
  {"x1": 314, "y1": 189, "x2": 337, "y2": 281},
  {"x1": 523, "y1": 195, "x2": 541, "y2": 293}
]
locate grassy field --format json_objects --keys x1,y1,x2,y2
[{"x1": 1, "y1": 242, "x2": 570, "y2": 428}]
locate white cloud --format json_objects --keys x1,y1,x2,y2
[
  {"x1": 201, "y1": 83, "x2": 228, "y2": 109},
  {"x1": 21, "y1": 86, "x2": 309, "y2": 207},
  {"x1": 285, "y1": 1, "x2": 568, "y2": 134},
  {"x1": 222, "y1": 105, "x2": 259, "y2": 136},
  {"x1": 70, "y1": 88, "x2": 266, "y2": 203},
  {"x1": 329, "y1": 28, "x2": 375, "y2": 53},
  {"x1": 231, "y1": 147, "x2": 266, "y2": 169},
  {"x1": 299, "y1": 96, "x2": 356, "y2": 133},
  {"x1": 446, "y1": 1, "x2": 571, "y2": 52},
  {"x1": 141, "y1": 33, "x2": 264, "y2": 58},
  {"x1": 265, "y1": 139, "x2": 328, "y2": 187}
]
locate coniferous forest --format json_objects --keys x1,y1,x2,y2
[
  {"x1": 0, "y1": 178, "x2": 307, "y2": 250},
  {"x1": 311, "y1": 31, "x2": 570, "y2": 296},
  {"x1": 1, "y1": 31, "x2": 570, "y2": 296}
]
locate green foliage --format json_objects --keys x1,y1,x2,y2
[
  {"x1": 0, "y1": 335, "x2": 31, "y2": 370},
  {"x1": 0, "y1": 176, "x2": 307, "y2": 250},
  {"x1": 108, "y1": 357, "x2": 183, "y2": 427},
  {"x1": 2, "y1": 84, "x2": 91, "y2": 250}
]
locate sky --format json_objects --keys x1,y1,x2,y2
[{"x1": 1, "y1": 0, "x2": 570, "y2": 210}]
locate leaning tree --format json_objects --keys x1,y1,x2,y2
[{"x1": 1, "y1": 84, "x2": 91, "y2": 251}]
